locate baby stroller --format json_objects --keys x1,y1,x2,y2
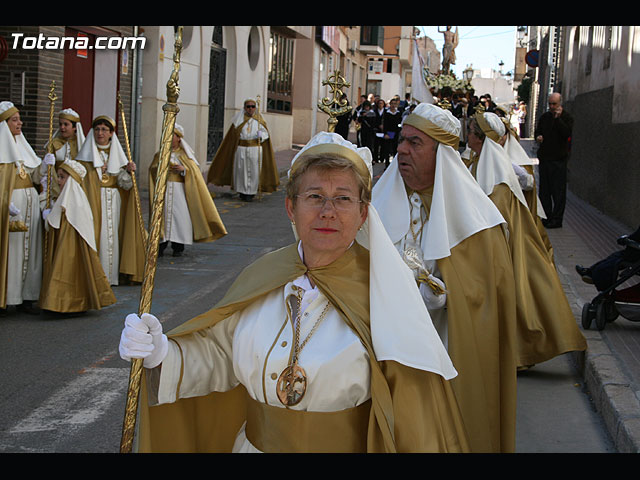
[{"x1": 578, "y1": 229, "x2": 640, "y2": 331}]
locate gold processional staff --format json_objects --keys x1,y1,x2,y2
[
  {"x1": 117, "y1": 91, "x2": 148, "y2": 250},
  {"x1": 317, "y1": 70, "x2": 351, "y2": 132},
  {"x1": 42, "y1": 81, "x2": 57, "y2": 265},
  {"x1": 119, "y1": 26, "x2": 184, "y2": 454}
]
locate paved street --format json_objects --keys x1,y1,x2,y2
[{"x1": 0, "y1": 147, "x2": 630, "y2": 453}]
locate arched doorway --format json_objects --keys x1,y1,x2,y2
[{"x1": 207, "y1": 27, "x2": 226, "y2": 161}]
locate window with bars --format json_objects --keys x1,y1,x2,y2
[{"x1": 267, "y1": 31, "x2": 294, "y2": 114}]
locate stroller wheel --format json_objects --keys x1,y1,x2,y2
[
  {"x1": 595, "y1": 301, "x2": 609, "y2": 331},
  {"x1": 581, "y1": 302, "x2": 594, "y2": 330}
]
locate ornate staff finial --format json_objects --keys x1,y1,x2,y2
[
  {"x1": 317, "y1": 70, "x2": 351, "y2": 132},
  {"x1": 438, "y1": 98, "x2": 452, "y2": 111}
]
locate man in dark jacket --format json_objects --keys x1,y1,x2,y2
[{"x1": 534, "y1": 92, "x2": 573, "y2": 228}]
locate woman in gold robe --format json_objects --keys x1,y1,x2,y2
[
  {"x1": 119, "y1": 131, "x2": 469, "y2": 453},
  {"x1": 39, "y1": 160, "x2": 115, "y2": 313},
  {"x1": 41, "y1": 108, "x2": 86, "y2": 205},
  {"x1": 467, "y1": 111, "x2": 586, "y2": 369},
  {"x1": 0, "y1": 101, "x2": 43, "y2": 314},
  {"x1": 75, "y1": 116, "x2": 146, "y2": 285}
]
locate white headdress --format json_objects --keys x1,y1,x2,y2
[
  {"x1": 173, "y1": 123, "x2": 199, "y2": 166},
  {"x1": 46, "y1": 108, "x2": 86, "y2": 155},
  {"x1": 473, "y1": 111, "x2": 528, "y2": 208},
  {"x1": 289, "y1": 131, "x2": 457, "y2": 380},
  {"x1": 0, "y1": 101, "x2": 42, "y2": 168},
  {"x1": 373, "y1": 102, "x2": 506, "y2": 261},
  {"x1": 75, "y1": 116, "x2": 128, "y2": 174},
  {"x1": 46, "y1": 159, "x2": 96, "y2": 250}
]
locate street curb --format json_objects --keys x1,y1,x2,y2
[{"x1": 575, "y1": 340, "x2": 640, "y2": 452}]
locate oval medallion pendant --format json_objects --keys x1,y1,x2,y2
[{"x1": 276, "y1": 364, "x2": 307, "y2": 407}]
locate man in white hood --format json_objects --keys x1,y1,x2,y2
[{"x1": 372, "y1": 102, "x2": 518, "y2": 453}]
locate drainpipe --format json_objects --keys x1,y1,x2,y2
[{"x1": 131, "y1": 26, "x2": 144, "y2": 166}]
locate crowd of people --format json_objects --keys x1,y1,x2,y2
[
  {"x1": 1, "y1": 101, "x2": 227, "y2": 316},
  {"x1": 2, "y1": 84, "x2": 583, "y2": 452}
]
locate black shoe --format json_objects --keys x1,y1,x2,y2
[
  {"x1": 17, "y1": 301, "x2": 41, "y2": 315},
  {"x1": 575, "y1": 265, "x2": 594, "y2": 284},
  {"x1": 545, "y1": 220, "x2": 563, "y2": 229}
]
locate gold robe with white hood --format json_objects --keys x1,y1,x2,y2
[{"x1": 373, "y1": 103, "x2": 518, "y2": 453}]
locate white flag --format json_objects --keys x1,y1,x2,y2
[{"x1": 412, "y1": 38, "x2": 434, "y2": 104}]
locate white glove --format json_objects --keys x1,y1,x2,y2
[
  {"x1": 119, "y1": 313, "x2": 169, "y2": 369},
  {"x1": 9, "y1": 202, "x2": 20, "y2": 217},
  {"x1": 419, "y1": 275, "x2": 447, "y2": 310},
  {"x1": 42, "y1": 208, "x2": 51, "y2": 221},
  {"x1": 512, "y1": 163, "x2": 534, "y2": 191},
  {"x1": 40, "y1": 153, "x2": 55, "y2": 174}
]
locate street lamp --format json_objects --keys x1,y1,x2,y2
[
  {"x1": 463, "y1": 65, "x2": 473, "y2": 82},
  {"x1": 517, "y1": 26, "x2": 527, "y2": 48}
]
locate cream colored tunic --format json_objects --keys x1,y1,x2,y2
[
  {"x1": 395, "y1": 192, "x2": 448, "y2": 346},
  {"x1": 162, "y1": 152, "x2": 193, "y2": 245},
  {"x1": 6, "y1": 165, "x2": 42, "y2": 305},
  {"x1": 156, "y1": 276, "x2": 371, "y2": 453},
  {"x1": 98, "y1": 177, "x2": 121, "y2": 286},
  {"x1": 233, "y1": 117, "x2": 269, "y2": 196}
]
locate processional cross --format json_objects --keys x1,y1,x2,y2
[{"x1": 317, "y1": 70, "x2": 351, "y2": 132}]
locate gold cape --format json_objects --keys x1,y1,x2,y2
[
  {"x1": 206, "y1": 115, "x2": 279, "y2": 193},
  {"x1": 135, "y1": 243, "x2": 470, "y2": 453},
  {"x1": 74, "y1": 160, "x2": 102, "y2": 249},
  {"x1": 118, "y1": 182, "x2": 148, "y2": 284},
  {"x1": 416, "y1": 189, "x2": 518, "y2": 453},
  {"x1": 45, "y1": 136, "x2": 79, "y2": 202},
  {"x1": 0, "y1": 163, "x2": 16, "y2": 308},
  {"x1": 77, "y1": 164, "x2": 147, "y2": 284},
  {"x1": 522, "y1": 164, "x2": 554, "y2": 261},
  {"x1": 487, "y1": 183, "x2": 587, "y2": 367},
  {"x1": 39, "y1": 212, "x2": 116, "y2": 312},
  {"x1": 149, "y1": 148, "x2": 227, "y2": 243}
]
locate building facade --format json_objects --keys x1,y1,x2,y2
[
  {"x1": 0, "y1": 26, "x2": 136, "y2": 160},
  {"x1": 527, "y1": 26, "x2": 639, "y2": 228}
]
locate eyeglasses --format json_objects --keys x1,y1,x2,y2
[
  {"x1": 296, "y1": 193, "x2": 362, "y2": 211},
  {"x1": 245, "y1": 105, "x2": 256, "y2": 108}
]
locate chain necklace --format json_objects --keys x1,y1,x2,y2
[{"x1": 276, "y1": 289, "x2": 331, "y2": 407}]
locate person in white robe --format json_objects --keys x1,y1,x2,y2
[
  {"x1": 207, "y1": 98, "x2": 279, "y2": 202},
  {"x1": 233, "y1": 99, "x2": 269, "y2": 200},
  {"x1": 158, "y1": 124, "x2": 196, "y2": 256},
  {"x1": 119, "y1": 131, "x2": 470, "y2": 453},
  {"x1": 0, "y1": 101, "x2": 43, "y2": 314},
  {"x1": 75, "y1": 115, "x2": 134, "y2": 286}
]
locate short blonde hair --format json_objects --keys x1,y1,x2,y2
[{"x1": 286, "y1": 154, "x2": 371, "y2": 207}]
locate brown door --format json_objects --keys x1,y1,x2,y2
[{"x1": 63, "y1": 27, "x2": 96, "y2": 135}]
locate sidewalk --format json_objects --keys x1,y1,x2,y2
[
  {"x1": 545, "y1": 188, "x2": 640, "y2": 453},
  {"x1": 520, "y1": 139, "x2": 640, "y2": 452},
  {"x1": 273, "y1": 140, "x2": 640, "y2": 452}
]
